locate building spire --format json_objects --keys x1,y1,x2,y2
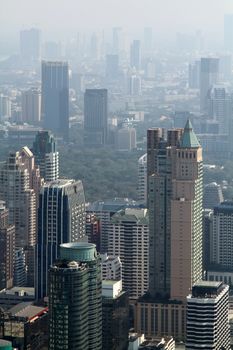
[{"x1": 180, "y1": 119, "x2": 200, "y2": 148}]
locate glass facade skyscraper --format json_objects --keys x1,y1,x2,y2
[
  {"x1": 41, "y1": 61, "x2": 69, "y2": 139},
  {"x1": 48, "y1": 242, "x2": 102, "y2": 350}
]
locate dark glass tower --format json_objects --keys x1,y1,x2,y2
[
  {"x1": 36, "y1": 179, "x2": 86, "y2": 300},
  {"x1": 48, "y1": 242, "x2": 102, "y2": 350},
  {"x1": 84, "y1": 89, "x2": 108, "y2": 145},
  {"x1": 41, "y1": 61, "x2": 69, "y2": 139},
  {"x1": 32, "y1": 131, "x2": 59, "y2": 182}
]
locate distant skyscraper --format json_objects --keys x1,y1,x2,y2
[
  {"x1": 102, "y1": 280, "x2": 129, "y2": 350},
  {"x1": 207, "y1": 84, "x2": 232, "y2": 134},
  {"x1": 200, "y1": 57, "x2": 219, "y2": 112},
  {"x1": 0, "y1": 147, "x2": 42, "y2": 286},
  {"x1": 108, "y1": 208, "x2": 149, "y2": 299},
  {"x1": 137, "y1": 153, "x2": 147, "y2": 204},
  {"x1": 21, "y1": 88, "x2": 41, "y2": 124},
  {"x1": 130, "y1": 40, "x2": 141, "y2": 70},
  {"x1": 0, "y1": 94, "x2": 11, "y2": 119},
  {"x1": 32, "y1": 131, "x2": 59, "y2": 182},
  {"x1": 112, "y1": 27, "x2": 122, "y2": 54},
  {"x1": 101, "y1": 253, "x2": 122, "y2": 281},
  {"x1": 0, "y1": 201, "x2": 15, "y2": 290},
  {"x1": 36, "y1": 179, "x2": 86, "y2": 300},
  {"x1": 128, "y1": 75, "x2": 142, "y2": 96},
  {"x1": 188, "y1": 60, "x2": 200, "y2": 89},
  {"x1": 41, "y1": 61, "x2": 69, "y2": 139},
  {"x1": 203, "y1": 182, "x2": 224, "y2": 209},
  {"x1": 20, "y1": 28, "x2": 41, "y2": 62},
  {"x1": 224, "y1": 14, "x2": 233, "y2": 51},
  {"x1": 106, "y1": 54, "x2": 119, "y2": 80},
  {"x1": 84, "y1": 89, "x2": 108, "y2": 145},
  {"x1": 186, "y1": 281, "x2": 230, "y2": 350},
  {"x1": 48, "y1": 242, "x2": 102, "y2": 350},
  {"x1": 116, "y1": 126, "x2": 137, "y2": 151}
]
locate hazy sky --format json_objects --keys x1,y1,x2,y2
[{"x1": 1, "y1": 0, "x2": 233, "y2": 41}]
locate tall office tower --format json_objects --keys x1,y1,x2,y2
[
  {"x1": 108, "y1": 208, "x2": 149, "y2": 300},
  {"x1": 130, "y1": 40, "x2": 141, "y2": 70},
  {"x1": 102, "y1": 280, "x2": 129, "y2": 350},
  {"x1": 0, "y1": 94, "x2": 11, "y2": 119},
  {"x1": 144, "y1": 27, "x2": 153, "y2": 53},
  {"x1": 0, "y1": 201, "x2": 15, "y2": 290},
  {"x1": 14, "y1": 248, "x2": 26, "y2": 286},
  {"x1": 86, "y1": 198, "x2": 139, "y2": 253},
  {"x1": 112, "y1": 27, "x2": 122, "y2": 54},
  {"x1": 36, "y1": 179, "x2": 86, "y2": 300},
  {"x1": 137, "y1": 153, "x2": 147, "y2": 204},
  {"x1": 186, "y1": 281, "x2": 230, "y2": 350},
  {"x1": 203, "y1": 209, "x2": 213, "y2": 271},
  {"x1": 210, "y1": 201, "x2": 233, "y2": 269},
  {"x1": 48, "y1": 242, "x2": 102, "y2": 350},
  {"x1": 0, "y1": 147, "x2": 42, "y2": 286},
  {"x1": 128, "y1": 75, "x2": 142, "y2": 96},
  {"x1": 32, "y1": 131, "x2": 59, "y2": 182},
  {"x1": 207, "y1": 84, "x2": 232, "y2": 134},
  {"x1": 224, "y1": 14, "x2": 233, "y2": 51},
  {"x1": 21, "y1": 88, "x2": 41, "y2": 124},
  {"x1": 148, "y1": 121, "x2": 203, "y2": 301},
  {"x1": 188, "y1": 60, "x2": 200, "y2": 89},
  {"x1": 116, "y1": 126, "x2": 137, "y2": 151},
  {"x1": 41, "y1": 61, "x2": 69, "y2": 139},
  {"x1": 20, "y1": 28, "x2": 41, "y2": 62},
  {"x1": 203, "y1": 182, "x2": 223, "y2": 209},
  {"x1": 200, "y1": 57, "x2": 219, "y2": 112},
  {"x1": 101, "y1": 253, "x2": 122, "y2": 280},
  {"x1": 106, "y1": 54, "x2": 119, "y2": 80},
  {"x1": 219, "y1": 55, "x2": 232, "y2": 81},
  {"x1": 84, "y1": 89, "x2": 108, "y2": 146}
]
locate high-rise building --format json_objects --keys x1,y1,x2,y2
[
  {"x1": 224, "y1": 14, "x2": 233, "y2": 51},
  {"x1": 41, "y1": 61, "x2": 69, "y2": 139},
  {"x1": 186, "y1": 281, "x2": 230, "y2": 350},
  {"x1": 134, "y1": 121, "x2": 203, "y2": 340},
  {"x1": 0, "y1": 94, "x2": 11, "y2": 119},
  {"x1": 36, "y1": 179, "x2": 86, "y2": 300},
  {"x1": 112, "y1": 27, "x2": 122, "y2": 54},
  {"x1": 128, "y1": 75, "x2": 142, "y2": 96},
  {"x1": 148, "y1": 121, "x2": 203, "y2": 301},
  {"x1": 203, "y1": 182, "x2": 224, "y2": 210},
  {"x1": 86, "y1": 198, "x2": 139, "y2": 253},
  {"x1": 200, "y1": 57, "x2": 219, "y2": 112},
  {"x1": 48, "y1": 242, "x2": 102, "y2": 350},
  {"x1": 210, "y1": 201, "x2": 233, "y2": 269},
  {"x1": 130, "y1": 40, "x2": 141, "y2": 70},
  {"x1": 108, "y1": 208, "x2": 149, "y2": 300},
  {"x1": 84, "y1": 89, "x2": 108, "y2": 145},
  {"x1": 0, "y1": 147, "x2": 42, "y2": 286},
  {"x1": 188, "y1": 60, "x2": 200, "y2": 89},
  {"x1": 86, "y1": 213, "x2": 101, "y2": 252},
  {"x1": 21, "y1": 88, "x2": 41, "y2": 124},
  {"x1": 102, "y1": 280, "x2": 129, "y2": 350},
  {"x1": 106, "y1": 54, "x2": 119, "y2": 80},
  {"x1": 143, "y1": 27, "x2": 153, "y2": 53},
  {"x1": 207, "y1": 84, "x2": 232, "y2": 134},
  {"x1": 32, "y1": 131, "x2": 59, "y2": 182},
  {"x1": 20, "y1": 28, "x2": 41, "y2": 62},
  {"x1": 0, "y1": 201, "x2": 15, "y2": 290},
  {"x1": 137, "y1": 153, "x2": 147, "y2": 204}
]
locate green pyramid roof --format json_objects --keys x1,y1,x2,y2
[{"x1": 180, "y1": 119, "x2": 200, "y2": 148}]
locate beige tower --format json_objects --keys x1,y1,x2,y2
[{"x1": 0, "y1": 147, "x2": 43, "y2": 286}]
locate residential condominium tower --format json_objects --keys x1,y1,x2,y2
[
  {"x1": 48, "y1": 242, "x2": 102, "y2": 350},
  {"x1": 36, "y1": 179, "x2": 86, "y2": 300},
  {"x1": 32, "y1": 131, "x2": 59, "y2": 182},
  {"x1": 41, "y1": 61, "x2": 69, "y2": 139},
  {"x1": 0, "y1": 147, "x2": 43, "y2": 286}
]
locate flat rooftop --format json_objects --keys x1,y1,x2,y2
[{"x1": 8, "y1": 302, "x2": 47, "y2": 320}]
